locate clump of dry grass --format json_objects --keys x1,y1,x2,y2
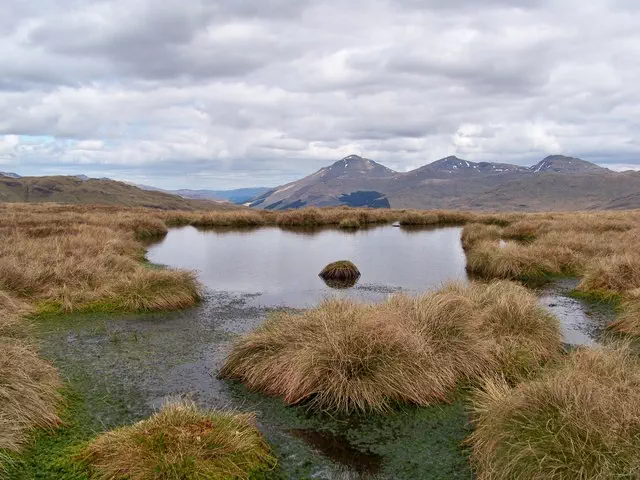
[
  {"x1": 470, "y1": 281, "x2": 562, "y2": 381},
  {"x1": 0, "y1": 339, "x2": 62, "y2": 455},
  {"x1": 0, "y1": 205, "x2": 202, "y2": 313},
  {"x1": 399, "y1": 210, "x2": 476, "y2": 227},
  {"x1": 80, "y1": 400, "x2": 276, "y2": 480},
  {"x1": 578, "y1": 253, "x2": 640, "y2": 297},
  {"x1": 1, "y1": 292, "x2": 61, "y2": 463},
  {"x1": 319, "y1": 261, "x2": 361, "y2": 282},
  {"x1": 609, "y1": 299, "x2": 640, "y2": 337},
  {"x1": 461, "y1": 223, "x2": 503, "y2": 250},
  {"x1": 338, "y1": 217, "x2": 361, "y2": 229},
  {"x1": 465, "y1": 240, "x2": 574, "y2": 279},
  {"x1": 468, "y1": 343, "x2": 640, "y2": 480},
  {"x1": 192, "y1": 211, "x2": 269, "y2": 228},
  {"x1": 220, "y1": 281, "x2": 560, "y2": 413},
  {"x1": 461, "y1": 211, "x2": 640, "y2": 300}
]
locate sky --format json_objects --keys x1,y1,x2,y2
[{"x1": 1, "y1": 0, "x2": 640, "y2": 189}]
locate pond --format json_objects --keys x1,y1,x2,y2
[
  {"x1": 146, "y1": 225, "x2": 468, "y2": 308},
  {"x1": 35, "y1": 226, "x2": 615, "y2": 480}
]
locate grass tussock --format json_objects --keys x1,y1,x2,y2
[
  {"x1": 578, "y1": 253, "x2": 640, "y2": 297},
  {"x1": 220, "y1": 281, "x2": 561, "y2": 413},
  {"x1": 468, "y1": 343, "x2": 640, "y2": 480},
  {"x1": 0, "y1": 204, "x2": 202, "y2": 313},
  {"x1": 338, "y1": 217, "x2": 361, "y2": 229},
  {"x1": 1, "y1": 291, "x2": 61, "y2": 461},
  {"x1": 609, "y1": 299, "x2": 640, "y2": 337},
  {"x1": 461, "y1": 211, "x2": 640, "y2": 303},
  {"x1": 319, "y1": 261, "x2": 361, "y2": 282},
  {"x1": 80, "y1": 400, "x2": 276, "y2": 480}
]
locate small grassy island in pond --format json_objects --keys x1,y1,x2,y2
[
  {"x1": 220, "y1": 281, "x2": 561, "y2": 413},
  {"x1": 319, "y1": 260, "x2": 361, "y2": 283},
  {"x1": 80, "y1": 400, "x2": 276, "y2": 480},
  {"x1": 469, "y1": 343, "x2": 640, "y2": 479}
]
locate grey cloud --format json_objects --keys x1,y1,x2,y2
[{"x1": 1, "y1": 0, "x2": 640, "y2": 188}]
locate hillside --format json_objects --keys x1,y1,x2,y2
[
  {"x1": 0, "y1": 175, "x2": 241, "y2": 210},
  {"x1": 249, "y1": 154, "x2": 640, "y2": 211}
]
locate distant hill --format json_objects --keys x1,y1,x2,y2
[
  {"x1": 174, "y1": 187, "x2": 270, "y2": 204},
  {"x1": 249, "y1": 154, "x2": 640, "y2": 211},
  {"x1": 0, "y1": 175, "x2": 241, "y2": 210},
  {"x1": 136, "y1": 184, "x2": 270, "y2": 204},
  {"x1": 0, "y1": 172, "x2": 21, "y2": 179}
]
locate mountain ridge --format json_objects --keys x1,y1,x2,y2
[{"x1": 248, "y1": 154, "x2": 639, "y2": 211}]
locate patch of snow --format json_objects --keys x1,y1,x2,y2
[{"x1": 274, "y1": 183, "x2": 296, "y2": 195}]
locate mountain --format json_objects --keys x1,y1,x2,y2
[
  {"x1": 530, "y1": 155, "x2": 608, "y2": 173},
  {"x1": 249, "y1": 155, "x2": 396, "y2": 209},
  {"x1": 248, "y1": 154, "x2": 640, "y2": 211},
  {"x1": 0, "y1": 172, "x2": 21, "y2": 178},
  {"x1": 0, "y1": 175, "x2": 241, "y2": 210}
]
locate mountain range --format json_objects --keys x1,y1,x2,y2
[{"x1": 248, "y1": 154, "x2": 640, "y2": 211}]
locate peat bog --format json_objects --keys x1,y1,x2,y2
[{"x1": 16, "y1": 224, "x2": 613, "y2": 479}]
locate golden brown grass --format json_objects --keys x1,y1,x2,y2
[
  {"x1": 0, "y1": 203, "x2": 208, "y2": 472},
  {"x1": 462, "y1": 211, "x2": 640, "y2": 292},
  {"x1": 220, "y1": 281, "x2": 561, "y2": 413},
  {"x1": 0, "y1": 204, "x2": 202, "y2": 314},
  {"x1": 1, "y1": 291, "x2": 61, "y2": 465},
  {"x1": 319, "y1": 261, "x2": 361, "y2": 282},
  {"x1": 609, "y1": 299, "x2": 640, "y2": 337},
  {"x1": 578, "y1": 253, "x2": 640, "y2": 297},
  {"x1": 79, "y1": 400, "x2": 276, "y2": 480},
  {"x1": 468, "y1": 343, "x2": 640, "y2": 480}
]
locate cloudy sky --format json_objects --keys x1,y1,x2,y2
[{"x1": 1, "y1": 0, "x2": 640, "y2": 189}]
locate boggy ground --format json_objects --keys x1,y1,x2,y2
[
  {"x1": 9, "y1": 292, "x2": 473, "y2": 479},
  {"x1": 3, "y1": 203, "x2": 640, "y2": 479}
]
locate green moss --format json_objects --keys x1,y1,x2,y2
[
  {"x1": 568, "y1": 289, "x2": 622, "y2": 307},
  {"x1": 226, "y1": 382, "x2": 473, "y2": 479},
  {"x1": 3, "y1": 388, "x2": 91, "y2": 480}
]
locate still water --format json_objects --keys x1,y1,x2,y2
[
  {"x1": 147, "y1": 225, "x2": 611, "y2": 345},
  {"x1": 147, "y1": 225, "x2": 468, "y2": 308}
]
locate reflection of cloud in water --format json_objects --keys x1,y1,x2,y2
[{"x1": 147, "y1": 226, "x2": 468, "y2": 309}]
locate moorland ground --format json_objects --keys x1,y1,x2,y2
[{"x1": 2, "y1": 203, "x2": 640, "y2": 479}]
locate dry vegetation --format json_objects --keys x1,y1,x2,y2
[
  {"x1": 319, "y1": 261, "x2": 361, "y2": 282},
  {"x1": 220, "y1": 281, "x2": 561, "y2": 413},
  {"x1": 80, "y1": 400, "x2": 276, "y2": 480},
  {"x1": 0, "y1": 203, "x2": 206, "y2": 471},
  {"x1": 0, "y1": 292, "x2": 61, "y2": 471},
  {"x1": 461, "y1": 210, "x2": 640, "y2": 337},
  {"x1": 468, "y1": 344, "x2": 640, "y2": 479}
]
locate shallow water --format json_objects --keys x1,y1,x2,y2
[{"x1": 36, "y1": 226, "x2": 616, "y2": 479}]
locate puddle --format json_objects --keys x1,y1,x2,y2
[
  {"x1": 290, "y1": 429, "x2": 382, "y2": 476},
  {"x1": 536, "y1": 279, "x2": 616, "y2": 346}
]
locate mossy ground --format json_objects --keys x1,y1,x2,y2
[{"x1": 14, "y1": 295, "x2": 474, "y2": 479}]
